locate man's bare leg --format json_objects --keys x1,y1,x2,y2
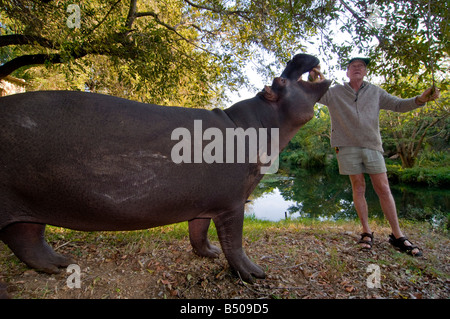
[
  {"x1": 369, "y1": 172, "x2": 420, "y2": 255},
  {"x1": 349, "y1": 174, "x2": 372, "y2": 249}
]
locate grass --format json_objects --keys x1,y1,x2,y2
[
  {"x1": 29, "y1": 216, "x2": 450, "y2": 261},
  {"x1": 2, "y1": 216, "x2": 449, "y2": 299}
]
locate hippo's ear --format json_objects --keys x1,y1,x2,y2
[{"x1": 263, "y1": 86, "x2": 279, "y2": 102}]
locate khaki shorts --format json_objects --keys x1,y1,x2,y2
[{"x1": 336, "y1": 146, "x2": 387, "y2": 175}]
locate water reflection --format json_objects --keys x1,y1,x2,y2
[{"x1": 246, "y1": 168, "x2": 449, "y2": 222}]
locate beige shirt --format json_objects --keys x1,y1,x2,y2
[{"x1": 318, "y1": 81, "x2": 423, "y2": 152}]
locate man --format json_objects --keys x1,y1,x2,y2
[{"x1": 309, "y1": 57, "x2": 440, "y2": 256}]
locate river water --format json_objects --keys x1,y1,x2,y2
[{"x1": 245, "y1": 168, "x2": 449, "y2": 225}]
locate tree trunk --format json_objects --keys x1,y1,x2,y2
[{"x1": 398, "y1": 148, "x2": 416, "y2": 168}]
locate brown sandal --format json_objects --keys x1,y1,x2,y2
[{"x1": 358, "y1": 232, "x2": 374, "y2": 251}]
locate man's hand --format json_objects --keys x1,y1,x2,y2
[
  {"x1": 416, "y1": 86, "x2": 441, "y2": 105},
  {"x1": 308, "y1": 66, "x2": 325, "y2": 82}
]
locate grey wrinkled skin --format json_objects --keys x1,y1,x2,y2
[{"x1": 0, "y1": 54, "x2": 331, "y2": 288}]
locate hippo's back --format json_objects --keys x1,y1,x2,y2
[{"x1": 0, "y1": 91, "x2": 247, "y2": 231}]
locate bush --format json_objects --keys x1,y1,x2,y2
[
  {"x1": 280, "y1": 149, "x2": 327, "y2": 169},
  {"x1": 387, "y1": 164, "x2": 450, "y2": 187},
  {"x1": 415, "y1": 150, "x2": 450, "y2": 168}
]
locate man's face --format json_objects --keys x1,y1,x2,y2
[{"x1": 346, "y1": 60, "x2": 367, "y2": 81}]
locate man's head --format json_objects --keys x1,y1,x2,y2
[{"x1": 346, "y1": 57, "x2": 370, "y2": 82}]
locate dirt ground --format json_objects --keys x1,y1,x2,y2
[{"x1": 1, "y1": 221, "x2": 449, "y2": 299}]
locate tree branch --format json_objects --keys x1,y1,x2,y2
[
  {"x1": 125, "y1": 0, "x2": 138, "y2": 30},
  {"x1": 0, "y1": 35, "x2": 143, "y2": 79},
  {"x1": 0, "y1": 34, "x2": 58, "y2": 49},
  {"x1": 0, "y1": 0, "x2": 142, "y2": 80},
  {"x1": 0, "y1": 54, "x2": 68, "y2": 79},
  {"x1": 183, "y1": 0, "x2": 251, "y2": 19},
  {"x1": 412, "y1": 116, "x2": 446, "y2": 159},
  {"x1": 135, "y1": 11, "x2": 176, "y2": 31},
  {"x1": 87, "y1": 0, "x2": 123, "y2": 36},
  {"x1": 134, "y1": 11, "x2": 219, "y2": 58},
  {"x1": 338, "y1": 0, "x2": 387, "y2": 48},
  {"x1": 0, "y1": 45, "x2": 109, "y2": 79}
]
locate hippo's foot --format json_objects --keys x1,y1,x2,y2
[
  {"x1": 189, "y1": 218, "x2": 221, "y2": 258},
  {"x1": 0, "y1": 222, "x2": 75, "y2": 274},
  {"x1": 213, "y1": 209, "x2": 266, "y2": 283},
  {"x1": 192, "y1": 239, "x2": 221, "y2": 258},
  {"x1": 227, "y1": 251, "x2": 265, "y2": 283}
]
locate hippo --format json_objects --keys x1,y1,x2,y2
[{"x1": 0, "y1": 53, "x2": 331, "y2": 296}]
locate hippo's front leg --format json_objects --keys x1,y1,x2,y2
[
  {"x1": 188, "y1": 218, "x2": 221, "y2": 258},
  {"x1": 213, "y1": 206, "x2": 265, "y2": 283}
]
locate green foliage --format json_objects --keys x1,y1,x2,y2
[
  {"x1": 326, "y1": 0, "x2": 449, "y2": 94},
  {"x1": 2, "y1": 0, "x2": 448, "y2": 109},
  {"x1": 415, "y1": 149, "x2": 450, "y2": 167},
  {"x1": 0, "y1": 0, "x2": 337, "y2": 107},
  {"x1": 386, "y1": 164, "x2": 450, "y2": 187},
  {"x1": 1, "y1": 0, "x2": 230, "y2": 107},
  {"x1": 380, "y1": 89, "x2": 449, "y2": 168}
]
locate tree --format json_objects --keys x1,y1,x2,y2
[
  {"x1": 380, "y1": 90, "x2": 449, "y2": 168},
  {"x1": 1, "y1": 0, "x2": 448, "y2": 110},
  {"x1": 322, "y1": 0, "x2": 449, "y2": 92},
  {"x1": 0, "y1": 0, "x2": 335, "y2": 106}
]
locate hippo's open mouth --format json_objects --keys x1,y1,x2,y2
[
  {"x1": 306, "y1": 59, "x2": 320, "y2": 73},
  {"x1": 304, "y1": 58, "x2": 320, "y2": 76},
  {"x1": 280, "y1": 54, "x2": 320, "y2": 81},
  {"x1": 299, "y1": 62, "x2": 319, "y2": 82}
]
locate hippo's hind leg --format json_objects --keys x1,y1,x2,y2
[
  {"x1": 0, "y1": 222, "x2": 74, "y2": 274},
  {"x1": 188, "y1": 218, "x2": 221, "y2": 258},
  {"x1": 213, "y1": 206, "x2": 265, "y2": 283}
]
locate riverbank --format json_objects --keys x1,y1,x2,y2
[
  {"x1": 1, "y1": 218, "x2": 448, "y2": 299},
  {"x1": 281, "y1": 154, "x2": 450, "y2": 188},
  {"x1": 386, "y1": 164, "x2": 450, "y2": 187},
  {"x1": 251, "y1": 166, "x2": 449, "y2": 226}
]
